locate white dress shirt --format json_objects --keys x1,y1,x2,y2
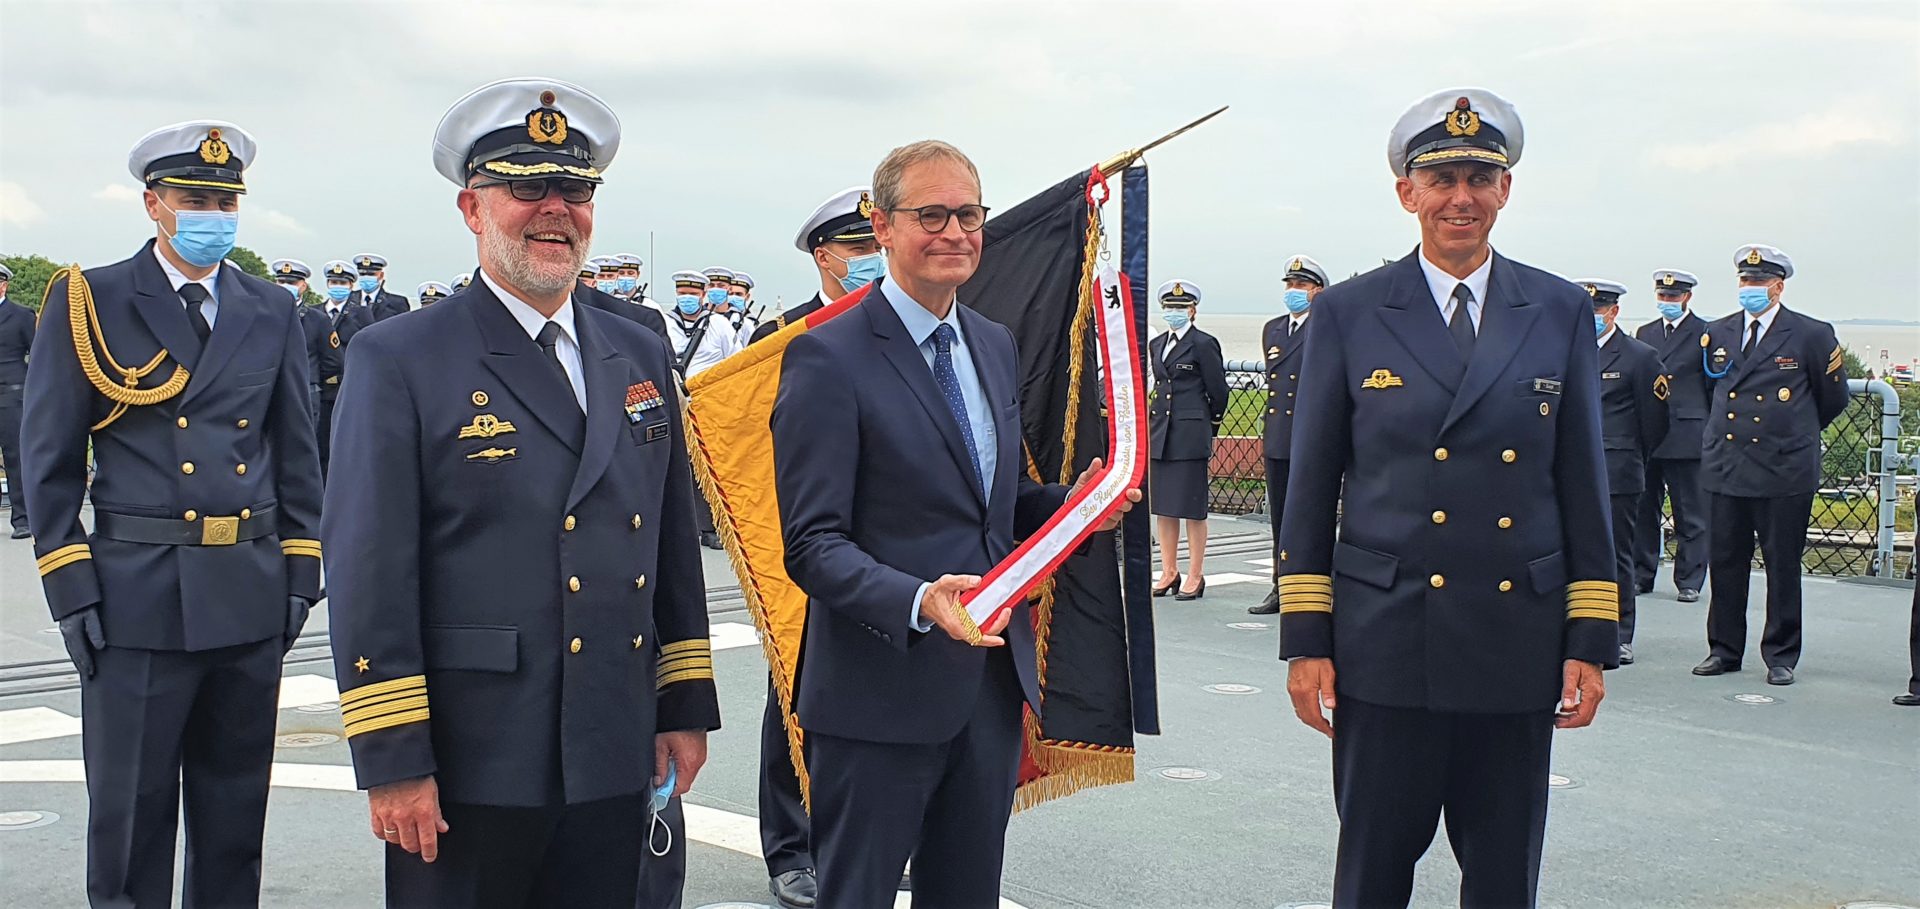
[
  {"x1": 152, "y1": 243, "x2": 220, "y2": 328},
  {"x1": 1597, "y1": 325, "x2": 1617, "y2": 348},
  {"x1": 1742, "y1": 302, "x2": 1782, "y2": 349},
  {"x1": 481, "y1": 270, "x2": 586, "y2": 412},
  {"x1": 1417, "y1": 246, "x2": 1493, "y2": 333}
]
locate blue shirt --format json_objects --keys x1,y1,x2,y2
[{"x1": 880, "y1": 276, "x2": 999, "y2": 631}]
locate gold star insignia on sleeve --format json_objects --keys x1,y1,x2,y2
[{"x1": 354, "y1": 656, "x2": 371, "y2": 673}]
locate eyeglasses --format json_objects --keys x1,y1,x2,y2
[
  {"x1": 887, "y1": 203, "x2": 990, "y2": 234},
  {"x1": 473, "y1": 178, "x2": 597, "y2": 204}
]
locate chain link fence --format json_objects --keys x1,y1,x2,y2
[{"x1": 1209, "y1": 367, "x2": 1914, "y2": 580}]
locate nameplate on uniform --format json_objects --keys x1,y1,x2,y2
[
  {"x1": 1531, "y1": 378, "x2": 1563, "y2": 395},
  {"x1": 1176, "y1": 363, "x2": 1195, "y2": 372},
  {"x1": 625, "y1": 381, "x2": 664, "y2": 423},
  {"x1": 1360, "y1": 369, "x2": 1403, "y2": 390},
  {"x1": 1600, "y1": 371, "x2": 1621, "y2": 380},
  {"x1": 644, "y1": 421, "x2": 670, "y2": 443},
  {"x1": 1774, "y1": 356, "x2": 1799, "y2": 370}
]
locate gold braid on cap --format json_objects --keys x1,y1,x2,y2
[{"x1": 53, "y1": 265, "x2": 189, "y2": 430}]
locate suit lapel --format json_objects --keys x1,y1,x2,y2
[
  {"x1": 1279, "y1": 316, "x2": 1309, "y2": 367},
  {"x1": 469, "y1": 282, "x2": 585, "y2": 454},
  {"x1": 1442, "y1": 254, "x2": 1540, "y2": 433},
  {"x1": 129, "y1": 242, "x2": 201, "y2": 373},
  {"x1": 183, "y1": 264, "x2": 259, "y2": 405},
  {"x1": 1597, "y1": 334, "x2": 1623, "y2": 374},
  {"x1": 565, "y1": 309, "x2": 627, "y2": 510},
  {"x1": 1376, "y1": 253, "x2": 1464, "y2": 394},
  {"x1": 869, "y1": 286, "x2": 987, "y2": 508},
  {"x1": 959, "y1": 306, "x2": 1016, "y2": 507}
]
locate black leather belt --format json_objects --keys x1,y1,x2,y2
[{"x1": 96, "y1": 506, "x2": 277, "y2": 546}]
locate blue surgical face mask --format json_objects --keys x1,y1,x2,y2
[
  {"x1": 704, "y1": 287, "x2": 729, "y2": 308},
  {"x1": 616, "y1": 276, "x2": 638, "y2": 294},
  {"x1": 1656, "y1": 301, "x2": 1686, "y2": 321},
  {"x1": 834, "y1": 251, "x2": 888, "y2": 293},
  {"x1": 727, "y1": 293, "x2": 746, "y2": 311},
  {"x1": 279, "y1": 282, "x2": 301, "y2": 299},
  {"x1": 1162, "y1": 309, "x2": 1191, "y2": 330},
  {"x1": 675, "y1": 294, "x2": 701, "y2": 315},
  {"x1": 357, "y1": 276, "x2": 379, "y2": 294},
  {"x1": 596, "y1": 279, "x2": 617, "y2": 294},
  {"x1": 159, "y1": 202, "x2": 238, "y2": 268},
  {"x1": 1283, "y1": 288, "x2": 1311, "y2": 314},
  {"x1": 1594, "y1": 314, "x2": 1608, "y2": 336},
  {"x1": 1737, "y1": 285, "x2": 1771, "y2": 315},
  {"x1": 326, "y1": 285, "x2": 352, "y2": 302}
]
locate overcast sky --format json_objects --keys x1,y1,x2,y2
[{"x1": 2, "y1": 0, "x2": 1915, "y2": 322}]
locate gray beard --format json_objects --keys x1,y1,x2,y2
[{"x1": 479, "y1": 212, "x2": 589, "y2": 299}]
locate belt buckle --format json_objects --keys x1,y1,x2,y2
[{"x1": 201, "y1": 515, "x2": 240, "y2": 546}]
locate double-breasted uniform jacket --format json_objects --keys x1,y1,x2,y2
[
  {"x1": 0, "y1": 296, "x2": 32, "y2": 391},
  {"x1": 1634, "y1": 311, "x2": 1713, "y2": 461},
  {"x1": 24, "y1": 240, "x2": 324, "y2": 648},
  {"x1": 1699, "y1": 306, "x2": 1850, "y2": 498},
  {"x1": 317, "y1": 298, "x2": 369, "y2": 393},
  {"x1": 1597, "y1": 329, "x2": 1669, "y2": 497},
  {"x1": 323, "y1": 275, "x2": 719, "y2": 807},
  {"x1": 1277, "y1": 250, "x2": 1619, "y2": 713},
  {"x1": 357, "y1": 287, "x2": 412, "y2": 322},
  {"x1": 1262, "y1": 314, "x2": 1310, "y2": 460},
  {"x1": 1148, "y1": 327, "x2": 1229, "y2": 461}
]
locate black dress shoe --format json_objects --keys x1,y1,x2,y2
[
  {"x1": 1893, "y1": 693, "x2": 1920, "y2": 707},
  {"x1": 1248, "y1": 590, "x2": 1279, "y2": 615},
  {"x1": 1692, "y1": 656, "x2": 1741, "y2": 676},
  {"x1": 1677, "y1": 588, "x2": 1700, "y2": 603},
  {"x1": 699, "y1": 531, "x2": 723, "y2": 550},
  {"x1": 1173, "y1": 578, "x2": 1206, "y2": 601},
  {"x1": 1766, "y1": 666, "x2": 1795, "y2": 686},
  {"x1": 1617, "y1": 644, "x2": 1635, "y2": 665},
  {"x1": 8, "y1": 527, "x2": 28, "y2": 540},
  {"x1": 1635, "y1": 581, "x2": 1654, "y2": 595},
  {"x1": 1151, "y1": 574, "x2": 1180, "y2": 597},
  {"x1": 769, "y1": 868, "x2": 818, "y2": 909}
]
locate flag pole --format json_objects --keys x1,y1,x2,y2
[{"x1": 1097, "y1": 106, "x2": 1228, "y2": 175}]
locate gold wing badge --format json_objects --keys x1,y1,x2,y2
[
  {"x1": 458, "y1": 413, "x2": 517, "y2": 440},
  {"x1": 1360, "y1": 369, "x2": 1404, "y2": 390}
]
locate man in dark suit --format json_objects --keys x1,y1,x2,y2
[
  {"x1": 1692, "y1": 244, "x2": 1850, "y2": 686},
  {"x1": 325, "y1": 78, "x2": 719, "y2": 908},
  {"x1": 1278, "y1": 89, "x2": 1616, "y2": 908},
  {"x1": 772, "y1": 139, "x2": 1133, "y2": 907},
  {"x1": 1251, "y1": 255, "x2": 1328, "y2": 614},
  {"x1": 0, "y1": 262, "x2": 33, "y2": 539},
  {"x1": 750, "y1": 186, "x2": 881, "y2": 346},
  {"x1": 1582, "y1": 279, "x2": 1668, "y2": 665},
  {"x1": 315, "y1": 259, "x2": 370, "y2": 476},
  {"x1": 1633, "y1": 268, "x2": 1711, "y2": 601},
  {"x1": 271, "y1": 258, "x2": 330, "y2": 430},
  {"x1": 351, "y1": 252, "x2": 411, "y2": 321},
  {"x1": 23, "y1": 120, "x2": 324, "y2": 908}
]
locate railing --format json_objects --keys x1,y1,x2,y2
[{"x1": 1210, "y1": 366, "x2": 1915, "y2": 580}]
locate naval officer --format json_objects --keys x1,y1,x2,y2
[
  {"x1": 352, "y1": 252, "x2": 412, "y2": 321},
  {"x1": 23, "y1": 120, "x2": 324, "y2": 907},
  {"x1": 1633, "y1": 269, "x2": 1712, "y2": 601},
  {"x1": 324, "y1": 77, "x2": 719, "y2": 906},
  {"x1": 316, "y1": 259, "x2": 370, "y2": 476},
  {"x1": 1692, "y1": 244, "x2": 1849, "y2": 686},
  {"x1": 1278, "y1": 88, "x2": 1616, "y2": 908},
  {"x1": 0, "y1": 261, "x2": 35, "y2": 539},
  {"x1": 1147, "y1": 279, "x2": 1229, "y2": 601},
  {"x1": 750, "y1": 186, "x2": 883, "y2": 346},
  {"x1": 1583, "y1": 279, "x2": 1668, "y2": 665},
  {"x1": 1251, "y1": 255, "x2": 1328, "y2": 615},
  {"x1": 272, "y1": 257, "x2": 330, "y2": 429}
]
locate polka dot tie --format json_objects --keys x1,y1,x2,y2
[{"x1": 931, "y1": 323, "x2": 983, "y2": 488}]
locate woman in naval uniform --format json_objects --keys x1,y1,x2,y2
[{"x1": 1147, "y1": 279, "x2": 1229, "y2": 600}]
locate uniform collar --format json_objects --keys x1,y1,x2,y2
[
  {"x1": 150, "y1": 242, "x2": 221, "y2": 302},
  {"x1": 1416, "y1": 245, "x2": 1493, "y2": 312},
  {"x1": 1746, "y1": 301, "x2": 1782, "y2": 338},
  {"x1": 879, "y1": 273, "x2": 962, "y2": 348},
  {"x1": 480, "y1": 268, "x2": 577, "y2": 348},
  {"x1": 1596, "y1": 325, "x2": 1617, "y2": 348}
]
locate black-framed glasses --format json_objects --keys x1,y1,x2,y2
[
  {"x1": 887, "y1": 203, "x2": 990, "y2": 234},
  {"x1": 473, "y1": 178, "x2": 596, "y2": 204}
]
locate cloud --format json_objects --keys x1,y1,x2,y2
[
  {"x1": 1647, "y1": 107, "x2": 1907, "y2": 172},
  {"x1": 0, "y1": 181, "x2": 47, "y2": 228},
  {"x1": 92, "y1": 183, "x2": 143, "y2": 202},
  {"x1": 253, "y1": 207, "x2": 313, "y2": 236}
]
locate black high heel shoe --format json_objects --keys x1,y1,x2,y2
[
  {"x1": 1174, "y1": 577, "x2": 1207, "y2": 601},
  {"x1": 1152, "y1": 574, "x2": 1181, "y2": 597}
]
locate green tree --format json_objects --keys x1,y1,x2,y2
[
  {"x1": 0, "y1": 253, "x2": 68, "y2": 312},
  {"x1": 227, "y1": 245, "x2": 269, "y2": 279}
]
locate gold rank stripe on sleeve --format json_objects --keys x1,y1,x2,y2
[
  {"x1": 1277, "y1": 574, "x2": 1334, "y2": 614},
  {"x1": 1565, "y1": 580, "x2": 1621, "y2": 622},
  {"x1": 339, "y1": 674, "x2": 430, "y2": 739},
  {"x1": 1827, "y1": 345, "x2": 1844, "y2": 375},
  {"x1": 280, "y1": 538, "x2": 322, "y2": 559},
  {"x1": 657, "y1": 639, "x2": 715, "y2": 689},
  {"x1": 37, "y1": 543, "x2": 93, "y2": 576}
]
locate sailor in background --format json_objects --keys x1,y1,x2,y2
[
  {"x1": 416, "y1": 281, "x2": 452, "y2": 307},
  {"x1": 316, "y1": 259, "x2": 369, "y2": 477},
  {"x1": 1147, "y1": 279, "x2": 1229, "y2": 601},
  {"x1": 1583, "y1": 278, "x2": 1668, "y2": 666},
  {"x1": 727, "y1": 270, "x2": 760, "y2": 337},
  {"x1": 751, "y1": 186, "x2": 881, "y2": 346},
  {"x1": 1250, "y1": 256, "x2": 1327, "y2": 615},
  {"x1": 272, "y1": 257, "x2": 329, "y2": 429},
  {"x1": 1633, "y1": 268, "x2": 1711, "y2": 602},
  {"x1": 351, "y1": 252, "x2": 411, "y2": 321},
  {"x1": 665, "y1": 270, "x2": 738, "y2": 384},
  {"x1": 1692, "y1": 244, "x2": 1849, "y2": 686},
  {"x1": 0, "y1": 261, "x2": 32, "y2": 539},
  {"x1": 451, "y1": 271, "x2": 474, "y2": 293}
]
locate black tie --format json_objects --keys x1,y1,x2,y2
[
  {"x1": 1664, "y1": 322, "x2": 1674, "y2": 340},
  {"x1": 1447, "y1": 283, "x2": 1476, "y2": 358},
  {"x1": 535, "y1": 321, "x2": 569, "y2": 385},
  {"x1": 179, "y1": 283, "x2": 212, "y2": 344},
  {"x1": 1283, "y1": 319, "x2": 1294, "y2": 340},
  {"x1": 1744, "y1": 319, "x2": 1761, "y2": 353}
]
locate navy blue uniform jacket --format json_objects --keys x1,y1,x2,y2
[
  {"x1": 1699, "y1": 307, "x2": 1849, "y2": 498},
  {"x1": 771, "y1": 285, "x2": 1066, "y2": 745},
  {"x1": 1634, "y1": 312, "x2": 1713, "y2": 461},
  {"x1": 1261, "y1": 314, "x2": 1310, "y2": 460},
  {"x1": 1597, "y1": 330, "x2": 1669, "y2": 497},
  {"x1": 1277, "y1": 250, "x2": 1619, "y2": 713},
  {"x1": 1148, "y1": 327, "x2": 1229, "y2": 461}
]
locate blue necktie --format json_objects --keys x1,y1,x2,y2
[{"x1": 931, "y1": 323, "x2": 983, "y2": 488}]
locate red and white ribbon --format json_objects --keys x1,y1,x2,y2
[{"x1": 961, "y1": 262, "x2": 1147, "y2": 630}]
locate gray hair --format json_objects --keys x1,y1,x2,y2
[{"x1": 872, "y1": 140, "x2": 980, "y2": 212}]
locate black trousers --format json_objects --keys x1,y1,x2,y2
[
  {"x1": 1908, "y1": 570, "x2": 1920, "y2": 697},
  {"x1": 808, "y1": 649, "x2": 1024, "y2": 908},
  {"x1": 0, "y1": 389, "x2": 26, "y2": 530},
  {"x1": 388, "y1": 794, "x2": 648, "y2": 909},
  {"x1": 1266, "y1": 457, "x2": 1291, "y2": 591},
  {"x1": 317, "y1": 390, "x2": 339, "y2": 478},
  {"x1": 1635, "y1": 458, "x2": 1708, "y2": 592},
  {"x1": 80, "y1": 638, "x2": 282, "y2": 909},
  {"x1": 1610, "y1": 493, "x2": 1641, "y2": 647},
  {"x1": 1706, "y1": 491, "x2": 1814, "y2": 669},
  {"x1": 1331, "y1": 697, "x2": 1555, "y2": 909},
  {"x1": 759, "y1": 674, "x2": 812, "y2": 876},
  {"x1": 634, "y1": 797, "x2": 684, "y2": 909}
]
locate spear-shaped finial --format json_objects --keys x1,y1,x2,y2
[{"x1": 1098, "y1": 105, "x2": 1229, "y2": 174}]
